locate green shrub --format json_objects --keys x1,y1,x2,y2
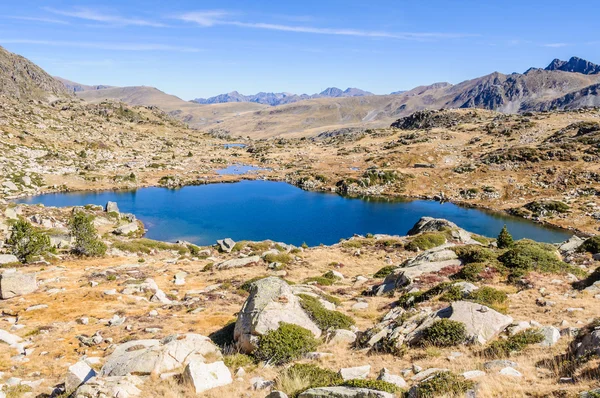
[
  {"x1": 498, "y1": 239, "x2": 584, "y2": 280},
  {"x1": 497, "y1": 225, "x2": 514, "y2": 249},
  {"x1": 420, "y1": 319, "x2": 467, "y2": 347},
  {"x1": 299, "y1": 294, "x2": 355, "y2": 331},
  {"x1": 276, "y1": 364, "x2": 342, "y2": 398},
  {"x1": 452, "y1": 263, "x2": 486, "y2": 282},
  {"x1": 240, "y1": 276, "x2": 267, "y2": 292},
  {"x1": 342, "y1": 379, "x2": 399, "y2": 394},
  {"x1": 483, "y1": 329, "x2": 544, "y2": 358},
  {"x1": 414, "y1": 371, "x2": 475, "y2": 398},
  {"x1": 438, "y1": 285, "x2": 465, "y2": 302},
  {"x1": 304, "y1": 271, "x2": 339, "y2": 286},
  {"x1": 452, "y1": 245, "x2": 496, "y2": 264},
  {"x1": 69, "y1": 212, "x2": 107, "y2": 257},
  {"x1": 223, "y1": 353, "x2": 254, "y2": 369},
  {"x1": 7, "y1": 219, "x2": 51, "y2": 263},
  {"x1": 112, "y1": 238, "x2": 188, "y2": 255},
  {"x1": 264, "y1": 252, "x2": 293, "y2": 264},
  {"x1": 254, "y1": 323, "x2": 319, "y2": 365},
  {"x1": 580, "y1": 236, "x2": 600, "y2": 254},
  {"x1": 406, "y1": 232, "x2": 446, "y2": 251},
  {"x1": 373, "y1": 265, "x2": 396, "y2": 278},
  {"x1": 397, "y1": 282, "x2": 456, "y2": 309},
  {"x1": 524, "y1": 200, "x2": 570, "y2": 215},
  {"x1": 467, "y1": 286, "x2": 507, "y2": 311}
]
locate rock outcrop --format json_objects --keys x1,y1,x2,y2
[
  {"x1": 234, "y1": 277, "x2": 321, "y2": 353},
  {"x1": 0, "y1": 270, "x2": 37, "y2": 299}
]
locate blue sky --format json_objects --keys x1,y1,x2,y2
[{"x1": 1, "y1": 1, "x2": 598, "y2": 100}]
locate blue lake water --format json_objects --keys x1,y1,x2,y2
[
  {"x1": 16, "y1": 180, "x2": 572, "y2": 246},
  {"x1": 223, "y1": 143, "x2": 247, "y2": 149},
  {"x1": 216, "y1": 164, "x2": 266, "y2": 175}
]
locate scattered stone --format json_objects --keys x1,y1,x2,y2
[
  {"x1": 251, "y1": 376, "x2": 274, "y2": 390},
  {"x1": 463, "y1": 370, "x2": 486, "y2": 379},
  {"x1": 101, "y1": 334, "x2": 222, "y2": 376},
  {"x1": 75, "y1": 374, "x2": 143, "y2": 398},
  {"x1": 217, "y1": 238, "x2": 236, "y2": 253},
  {"x1": 66, "y1": 361, "x2": 97, "y2": 391},
  {"x1": 411, "y1": 368, "x2": 448, "y2": 382},
  {"x1": 351, "y1": 302, "x2": 369, "y2": 311},
  {"x1": 499, "y1": 367, "x2": 522, "y2": 377},
  {"x1": 484, "y1": 360, "x2": 519, "y2": 370},
  {"x1": 105, "y1": 201, "x2": 119, "y2": 213},
  {"x1": 0, "y1": 329, "x2": 22, "y2": 346},
  {"x1": 182, "y1": 360, "x2": 232, "y2": 394},
  {"x1": 216, "y1": 255, "x2": 261, "y2": 270},
  {"x1": 378, "y1": 368, "x2": 407, "y2": 388},
  {"x1": 0, "y1": 271, "x2": 37, "y2": 299},
  {"x1": 539, "y1": 326, "x2": 561, "y2": 347},
  {"x1": 113, "y1": 222, "x2": 139, "y2": 236},
  {"x1": 25, "y1": 304, "x2": 48, "y2": 312},
  {"x1": 339, "y1": 365, "x2": 370, "y2": 380},
  {"x1": 329, "y1": 329, "x2": 357, "y2": 345},
  {"x1": 0, "y1": 254, "x2": 19, "y2": 265}
]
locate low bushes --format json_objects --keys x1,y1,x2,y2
[
  {"x1": 483, "y1": 329, "x2": 544, "y2": 358},
  {"x1": 498, "y1": 239, "x2": 585, "y2": 280},
  {"x1": 264, "y1": 252, "x2": 293, "y2": 265},
  {"x1": 298, "y1": 294, "x2": 355, "y2": 331},
  {"x1": 7, "y1": 219, "x2": 51, "y2": 263},
  {"x1": 373, "y1": 265, "x2": 396, "y2": 278},
  {"x1": 467, "y1": 286, "x2": 508, "y2": 313},
  {"x1": 406, "y1": 232, "x2": 447, "y2": 252},
  {"x1": 304, "y1": 272, "x2": 338, "y2": 286},
  {"x1": 112, "y1": 238, "x2": 188, "y2": 255},
  {"x1": 420, "y1": 319, "x2": 467, "y2": 347},
  {"x1": 254, "y1": 323, "x2": 319, "y2": 365},
  {"x1": 275, "y1": 364, "x2": 342, "y2": 398},
  {"x1": 580, "y1": 236, "x2": 600, "y2": 254},
  {"x1": 452, "y1": 263, "x2": 486, "y2": 282},
  {"x1": 69, "y1": 212, "x2": 106, "y2": 257},
  {"x1": 342, "y1": 379, "x2": 400, "y2": 394},
  {"x1": 414, "y1": 372, "x2": 475, "y2": 398},
  {"x1": 452, "y1": 245, "x2": 496, "y2": 264}
]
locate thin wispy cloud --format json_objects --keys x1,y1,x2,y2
[
  {"x1": 8, "y1": 16, "x2": 69, "y2": 25},
  {"x1": 44, "y1": 7, "x2": 166, "y2": 27},
  {"x1": 543, "y1": 43, "x2": 569, "y2": 48},
  {"x1": 1, "y1": 39, "x2": 200, "y2": 52},
  {"x1": 177, "y1": 11, "x2": 476, "y2": 40}
]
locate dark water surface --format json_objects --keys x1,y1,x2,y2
[{"x1": 16, "y1": 180, "x2": 572, "y2": 246}]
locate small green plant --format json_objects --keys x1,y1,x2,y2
[
  {"x1": 580, "y1": 236, "x2": 600, "y2": 254},
  {"x1": 420, "y1": 319, "x2": 467, "y2": 347},
  {"x1": 298, "y1": 294, "x2": 355, "y2": 331},
  {"x1": 253, "y1": 323, "x2": 319, "y2": 365},
  {"x1": 223, "y1": 353, "x2": 254, "y2": 369},
  {"x1": 452, "y1": 245, "x2": 496, "y2": 264},
  {"x1": 275, "y1": 364, "x2": 342, "y2": 398},
  {"x1": 373, "y1": 265, "x2": 396, "y2": 278},
  {"x1": 467, "y1": 286, "x2": 508, "y2": 312},
  {"x1": 498, "y1": 239, "x2": 585, "y2": 280},
  {"x1": 452, "y1": 262, "x2": 486, "y2": 282},
  {"x1": 264, "y1": 252, "x2": 293, "y2": 264},
  {"x1": 69, "y1": 212, "x2": 107, "y2": 257},
  {"x1": 414, "y1": 372, "x2": 474, "y2": 398},
  {"x1": 7, "y1": 219, "x2": 51, "y2": 263},
  {"x1": 497, "y1": 225, "x2": 514, "y2": 249},
  {"x1": 406, "y1": 232, "x2": 446, "y2": 251},
  {"x1": 342, "y1": 379, "x2": 400, "y2": 394},
  {"x1": 304, "y1": 271, "x2": 338, "y2": 286},
  {"x1": 483, "y1": 329, "x2": 544, "y2": 358}
]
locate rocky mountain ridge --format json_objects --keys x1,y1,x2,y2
[{"x1": 192, "y1": 87, "x2": 375, "y2": 106}]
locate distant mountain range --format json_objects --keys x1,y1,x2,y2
[
  {"x1": 2, "y1": 45, "x2": 599, "y2": 138},
  {"x1": 192, "y1": 87, "x2": 375, "y2": 106}
]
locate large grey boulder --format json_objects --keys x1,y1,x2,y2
[
  {"x1": 101, "y1": 334, "x2": 221, "y2": 376},
  {"x1": 105, "y1": 201, "x2": 119, "y2": 213},
  {"x1": 408, "y1": 217, "x2": 459, "y2": 235},
  {"x1": 0, "y1": 328, "x2": 23, "y2": 346},
  {"x1": 406, "y1": 301, "x2": 513, "y2": 345},
  {"x1": 298, "y1": 386, "x2": 395, "y2": 398},
  {"x1": 0, "y1": 254, "x2": 19, "y2": 265},
  {"x1": 74, "y1": 375, "x2": 142, "y2": 398},
  {"x1": 113, "y1": 222, "x2": 138, "y2": 236},
  {"x1": 216, "y1": 255, "x2": 261, "y2": 270},
  {"x1": 339, "y1": 365, "x2": 370, "y2": 380},
  {"x1": 217, "y1": 238, "x2": 236, "y2": 253},
  {"x1": 0, "y1": 271, "x2": 37, "y2": 299},
  {"x1": 373, "y1": 245, "x2": 461, "y2": 295},
  {"x1": 66, "y1": 361, "x2": 97, "y2": 391},
  {"x1": 182, "y1": 360, "x2": 232, "y2": 394},
  {"x1": 559, "y1": 236, "x2": 584, "y2": 254},
  {"x1": 234, "y1": 277, "x2": 321, "y2": 353},
  {"x1": 571, "y1": 327, "x2": 600, "y2": 359}
]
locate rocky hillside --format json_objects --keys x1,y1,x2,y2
[
  {"x1": 54, "y1": 77, "x2": 112, "y2": 93},
  {"x1": 0, "y1": 46, "x2": 70, "y2": 101},
  {"x1": 192, "y1": 87, "x2": 374, "y2": 106}
]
